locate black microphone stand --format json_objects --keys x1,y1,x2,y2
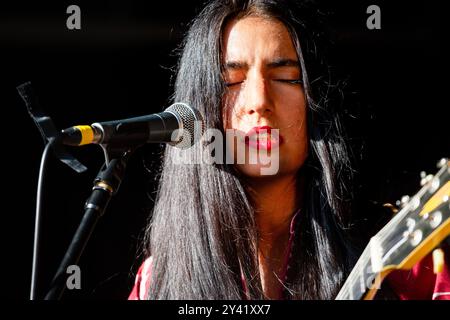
[{"x1": 45, "y1": 146, "x2": 131, "y2": 300}]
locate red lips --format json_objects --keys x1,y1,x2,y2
[{"x1": 244, "y1": 126, "x2": 282, "y2": 151}]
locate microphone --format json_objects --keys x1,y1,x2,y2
[{"x1": 60, "y1": 103, "x2": 204, "y2": 149}]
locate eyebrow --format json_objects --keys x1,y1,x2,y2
[
  {"x1": 267, "y1": 58, "x2": 300, "y2": 69},
  {"x1": 224, "y1": 58, "x2": 300, "y2": 70}
]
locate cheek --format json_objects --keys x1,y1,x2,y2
[
  {"x1": 283, "y1": 113, "x2": 308, "y2": 171},
  {"x1": 222, "y1": 92, "x2": 243, "y2": 130},
  {"x1": 281, "y1": 96, "x2": 307, "y2": 139},
  {"x1": 293, "y1": 107, "x2": 308, "y2": 160},
  {"x1": 291, "y1": 107, "x2": 307, "y2": 140}
]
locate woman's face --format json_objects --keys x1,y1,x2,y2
[{"x1": 222, "y1": 16, "x2": 308, "y2": 178}]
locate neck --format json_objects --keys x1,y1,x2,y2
[
  {"x1": 244, "y1": 173, "x2": 303, "y2": 299},
  {"x1": 245, "y1": 173, "x2": 303, "y2": 253}
]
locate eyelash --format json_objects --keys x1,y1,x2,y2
[
  {"x1": 225, "y1": 79, "x2": 303, "y2": 87},
  {"x1": 225, "y1": 81, "x2": 242, "y2": 87},
  {"x1": 275, "y1": 79, "x2": 303, "y2": 85}
]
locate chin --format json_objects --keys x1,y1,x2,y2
[
  {"x1": 236, "y1": 161, "x2": 301, "y2": 178},
  {"x1": 236, "y1": 164, "x2": 276, "y2": 178}
]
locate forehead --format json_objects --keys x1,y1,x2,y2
[{"x1": 222, "y1": 16, "x2": 298, "y2": 62}]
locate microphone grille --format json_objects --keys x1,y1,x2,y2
[{"x1": 165, "y1": 103, "x2": 205, "y2": 149}]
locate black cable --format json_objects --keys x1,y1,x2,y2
[{"x1": 30, "y1": 138, "x2": 56, "y2": 300}]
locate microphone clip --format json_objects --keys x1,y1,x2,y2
[{"x1": 17, "y1": 81, "x2": 88, "y2": 173}]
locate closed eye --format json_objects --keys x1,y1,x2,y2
[
  {"x1": 274, "y1": 79, "x2": 303, "y2": 84},
  {"x1": 225, "y1": 81, "x2": 244, "y2": 87},
  {"x1": 225, "y1": 79, "x2": 303, "y2": 87}
]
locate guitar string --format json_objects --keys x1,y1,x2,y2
[
  {"x1": 337, "y1": 247, "x2": 371, "y2": 299},
  {"x1": 379, "y1": 200, "x2": 449, "y2": 260},
  {"x1": 377, "y1": 194, "x2": 448, "y2": 248},
  {"x1": 372, "y1": 165, "x2": 447, "y2": 245}
]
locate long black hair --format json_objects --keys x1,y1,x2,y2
[{"x1": 144, "y1": 0, "x2": 357, "y2": 299}]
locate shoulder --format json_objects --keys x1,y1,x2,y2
[{"x1": 128, "y1": 256, "x2": 153, "y2": 300}]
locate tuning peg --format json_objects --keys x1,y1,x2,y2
[
  {"x1": 396, "y1": 195, "x2": 410, "y2": 208},
  {"x1": 437, "y1": 158, "x2": 448, "y2": 169},
  {"x1": 432, "y1": 248, "x2": 445, "y2": 274},
  {"x1": 420, "y1": 171, "x2": 434, "y2": 186},
  {"x1": 423, "y1": 210, "x2": 443, "y2": 229}
]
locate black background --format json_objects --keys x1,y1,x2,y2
[{"x1": 0, "y1": 0, "x2": 447, "y2": 300}]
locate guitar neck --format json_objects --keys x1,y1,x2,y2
[{"x1": 336, "y1": 244, "x2": 386, "y2": 300}]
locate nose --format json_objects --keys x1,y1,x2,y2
[{"x1": 241, "y1": 72, "x2": 273, "y2": 117}]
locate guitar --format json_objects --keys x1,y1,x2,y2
[{"x1": 336, "y1": 158, "x2": 450, "y2": 300}]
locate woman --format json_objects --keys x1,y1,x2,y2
[
  {"x1": 130, "y1": 0, "x2": 356, "y2": 300},
  {"x1": 129, "y1": 0, "x2": 450, "y2": 300}
]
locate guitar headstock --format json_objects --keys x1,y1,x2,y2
[
  {"x1": 371, "y1": 158, "x2": 450, "y2": 272},
  {"x1": 336, "y1": 158, "x2": 449, "y2": 300}
]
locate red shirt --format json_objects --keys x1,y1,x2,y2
[
  {"x1": 129, "y1": 256, "x2": 153, "y2": 300},
  {"x1": 385, "y1": 246, "x2": 450, "y2": 300}
]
